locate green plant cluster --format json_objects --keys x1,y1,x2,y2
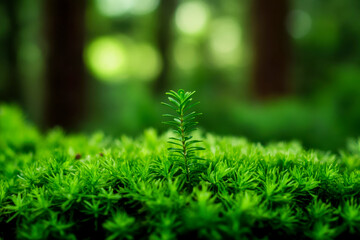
[{"x1": 2, "y1": 105, "x2": 360, "y2": 239}]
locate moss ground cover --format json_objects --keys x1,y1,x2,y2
[{"x1": 2, "y1": 105, "x2": 360, "y2": 239}]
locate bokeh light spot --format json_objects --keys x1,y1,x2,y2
[
  {"x1": 85, "y1": 36, "x2": 128, "y2": 82},
  {"x1": 86, "y1": 36, "x2": 161, "y2": 82},
  {"x1": 96, "y1": 0, "x2": 159, "y2": 17},
  {"x1": 132, "y1": 0, "x2": 159, "y2": 15},
  {"x1": 209, "y1": 18, "x2": 242, "y2": 68},
  {"x1": 96, "y1": 0, "x2": 133, "y2": 17},
  {"x1": 175, "y1": 1, "x2": 209, "y2": 35},
  {"x1": 287, "y1": 10, "x2": 312, "y2": 39},
  {"x1": 210, "y1": 18, "x2": 241, "y2": 54}
]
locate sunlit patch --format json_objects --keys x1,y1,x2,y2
[
  {"x1": 210, "y1": 18, "x2": 241, "y2": 54},
  {"x1": 209, "y1": 18, "x2": 242, "y2": 68},
  {"x1": 96, "y1": 0, "x2": 133, "y2": 17},
  {"x1": 173, "y1": 38, "x2": 200, "y2": 70},
  {"x1": 85, "y1": 36, "x2": 129, "y2": 82},
  {"x1": 96, "y1": 0, "x2": 159, "y2": 17},
  {"x1": 132, "y1": 0, "x2": 160, "y2": 15},
  {"x1": 130, "y1": 43, "x2": 162, "y2": 81},
  {"x1": 175, "y1": 1, "x2": 210, "y2": 35},
  {"x1": 287, "y1": 10, "x2": 312, "y2": 39}
]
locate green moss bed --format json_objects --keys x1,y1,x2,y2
[{"x1": 2, "y1": 105, "x2": 360, "y2": 240}]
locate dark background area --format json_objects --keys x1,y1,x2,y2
[{"x1": 1, "y1": 0, "x2": 360, "y2": 150}]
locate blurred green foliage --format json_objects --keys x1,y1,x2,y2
[
  {"x1": 1, "y1": 0, "x2": 360, "y2": 150},
  {"x1": 84, "y1": 0, "x2": 360, "y2": 150},
  {"x1": 0, "y1": 105, "x2": 40, "y2": 154}
]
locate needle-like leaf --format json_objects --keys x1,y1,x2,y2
[{"x1": 162, "y1": 89, "x2": 205, "y2": 182}]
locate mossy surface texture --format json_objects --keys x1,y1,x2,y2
[{"x1": 2, "y1": 105, "x2": 360, "y2": 240}]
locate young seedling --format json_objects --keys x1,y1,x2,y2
[{"x1": 162, "y1": 89, "x2": 205, "y2": 182}]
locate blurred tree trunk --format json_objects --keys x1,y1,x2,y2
[
  {"x1": 2, "y1": 0, "x2": 21, "y2": 103},
  {"x1": 251, "y1": 0, "x2": 291, "y2": 99},
  {"x1": 43, "y1": 0, "x2": 86, "y2": 130},
  {"x1": 154, "y1": 0, "x2": 177, "y2": 94}
]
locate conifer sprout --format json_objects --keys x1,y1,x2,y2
[{"x1": 162, "y1": 89, "x2": 205, "y2": 182}]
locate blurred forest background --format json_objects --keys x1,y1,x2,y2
[{"x1": 1, "y1": 0, "x2": 360, "y2": 150}]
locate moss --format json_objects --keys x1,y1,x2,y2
[{"x1": 1, "y1": 104, "x2": 360, "y2": 239}]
